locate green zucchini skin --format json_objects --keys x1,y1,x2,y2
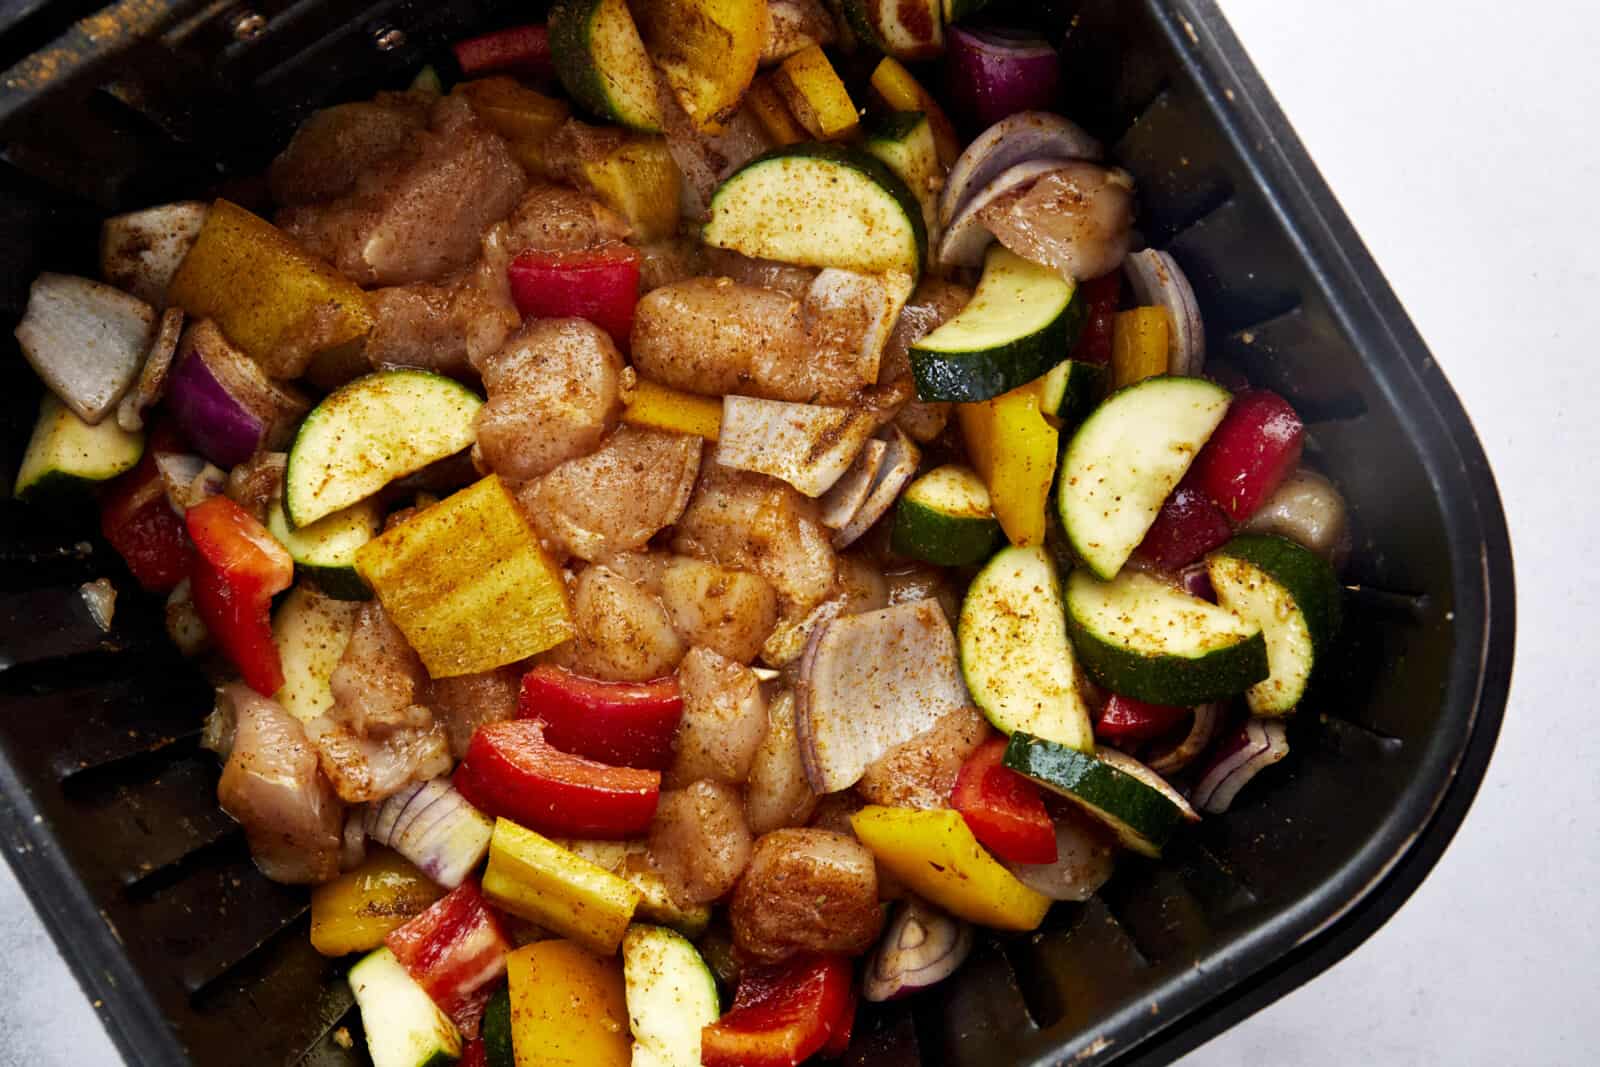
[
  {"x1": 891, "y1": 464, "x2": 1003, "y2": 567},
  {"x1": 1002, "y1": 732, "x2": 1185, "y2": 857},
  {"x1": 1038, "y1": 360, "x2": 1109, "y2": 427},
  {"x1": 548, "y1": 0, "x2": 661, "y2": 131},
  {"x1": 481, "y1": 985, "x2": 514, "y2": 1067}
]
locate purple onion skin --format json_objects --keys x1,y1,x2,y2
[
  {"x1": 947, "y1": 28, "x2": 1062, "y2": 132},
  {"x1": 167, "y1": 349, "x2": 264, "y2": 468}
]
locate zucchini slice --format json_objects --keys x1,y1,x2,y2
[
  {"x1": 1057, "y1": 375, "x2": 1231, "y2": 578},
  {"x1": 1003, "y1": 732, "x2": 1187, "y2": 857},
  {"x1": 284, "y1": 369, "x2": 481, "y2": 528},
  {"x1": 910, "y1": 245, "x2": 1085, "y2": 402},
  {"x1": 267, "y1": 498, "x2": 380, "y2": 600},
  {"x1": 622, "y1": 925, "x2": 720, "y2": 1067},
  {"x1": 703, "y1": 143, "x2": 927, "y2": 277},
  {"x1": 13, "y1": 392, "x2": 143, "y2": 500},
  {"x1": 960, "y1": 545, "x2": 1095, "y2": 751},
  {"x1": 1037, "y1": 359, "x2": 1107, "y2": 427},
  {"x1": 1065, "y1": 568, "x2": 1269, "y2": 706},
  {"x1": 348, "y1": 947, "x2": 462, "y2": 1067},
  {"x1": 550, "y1": 0, "x2": 663, "y2": 132},
  {"x1": 891, "y1": 464, "x2": 1003, "y2": 566},
  {"x1": 844, "y1": 0, "x2": 944, "y2": 62},
  {"x1": 1207, "y1": 534, "x2": 1342, "y2": 715},
  {"x1": 481, "y1": 986, "x2": 513, "y2": 1067},
  {"x1": 864, "y1": 111, "x2": 943, "y2": 244}
]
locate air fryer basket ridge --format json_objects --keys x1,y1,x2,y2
[{"x1": 0, "y1": 1, "x2": 1514, "y2": 1064}]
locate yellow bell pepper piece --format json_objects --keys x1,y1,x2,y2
[
  {"x1": 553, "y1": 839, "x2": 712, "y2": 936},
  {"x1": 355, "y1": 475, "x2": 574, "y2": 678},
  {"x1": 774, "y1": 45, "x2": 859, "y2": 141},
  {"x1": 309, "y1": 849, "x2": 446, "y2": 957},
  {"x1": 1111, "y1": 306, "x2": 1172, "y2": 390},
  {"x1": 621, "y1": 377, "x2": 722, "y2": 441},
  {"x1": 453, "y1": 78, "x2": 570, "y2": 175},
  {"x1": 482, "y1": 819, "x2": 641, "y2": 956},
  {"x1": 868, "y1": 57, "x2": 960, "y2": 167},
  {"x1": 631, "y1": 0, "x2": 766, "y2": 132},
  {"x1": 958, "y1": 386, "x2": 1059, "y2": 547},
  {"x1": 746, "y1": 74, "x2": 806, "y2": 146},
  {"x1": 850, "y1": 806, "x2": 1051, "y2": 930},
  {"x1": 507, "y1": 940, "x2": 631, "y2": 1067},
  {"x1": 166, "y1": 200, "x2": 373, "y2": 379},
  {"x1": 574, "y1": 134, "x2": 681, "y2": 243}
]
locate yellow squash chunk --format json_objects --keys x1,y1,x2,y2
[
  {"x1": 621, "y1": 377, "x2": 722, "y2": 441},
  {"x1": 554, "y1": 839, "x2": 712, "y2": 935},
  {"x1": 166, "y1": 199, "x2": 373, "y2": 379},
  {"x1": 1111, "y1": 306, "x2": 1171, "y2": 390},
  {"x1": 746, "y1": 74, "x2": 806, "y2": 146},
  {"x1": 482, "y1": 818, "x2": 641, "y2": 955},
  {"x1": 850, "y1": 805, "x2": 1051, "y2": 930},
  {"x1": 774, "y1": 45, "x2": 859, "y2": 141},
  {"x1": 868, "y1": 57, "x2": 960, "y2": 167},
  {"x1": 958, "y1": 386, "x2": 1059, "y2": 547},
  {"x1": 355, "y1": 476, "x2": 574, "y2": 677},
  {"x1": 576, "y1": 134, "x2": 681, "y2": 242},
  {"x1": 507, "y1": 940, "x2": 631, "y2": 1067},
  {"x1": 454, "y1": 78, "x2": 571, "y2": 174},
  {"x1": 632, "y1": 0, "x2": 767, "y2": 131},
  {"x1": 310, "y1": 849, "x2": 446, "y2": 957}
]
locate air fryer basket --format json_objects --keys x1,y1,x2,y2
[{"x1": 0, "y1": 0, "x2": 1514, "y2": 1063}]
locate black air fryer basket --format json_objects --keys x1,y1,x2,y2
[{"x1": 0, "y1": 1, "x2": 1514, "y2": 1063}]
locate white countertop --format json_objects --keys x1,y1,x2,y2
[{"x1": 3, "y1": 1, "x2": 1596, "y2": 1064}]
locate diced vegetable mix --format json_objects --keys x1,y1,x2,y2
[{"x1": 10, "y1": 1, "x2": 1359, "y2": 1060}]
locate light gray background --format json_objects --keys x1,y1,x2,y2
[{"x1": 2, "y1": 0, "x2": 1596, "y2": 1063}]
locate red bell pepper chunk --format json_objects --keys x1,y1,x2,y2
[
  {"x1": 1096, "y1": 695, "x2": 1191, "y2": 744},
  {"x1": 99, "y1": 434, "x2": 193, "y2": 593},
  {"x1": 1185, "y1": 389, "x2": 1305, "y2": 522},
  {"x1": 386, "y1": 881, "x2": 511, "y2": 1041},
  {"x1": 507, "y1": 245, "x2": 641, "y2": 350},
  {"x1": 950, "y1": 737, "x2": 1058, "y2": 865},
  {"x1": 1068, "y1": 271, "x2": 1121, "y2": 366},
  {"x1": 452, "y1": 24, "x2": 552, "y2": 79},
  {"x1": 1134, "y1": 486, "x2": 1234, "y2": 571},
  {"x1": 453, "y1": 720, "x2": 660, "y2": 839},
  {"x1": 457, "y1": 1039, "x2": 488, "y2": 1067},
  {"x1": 185, "y1": 496, "x2": 292, "y2": 695},
  {"x1": 819, "y1": 981, "x2": 857, "y2": 1058},
  {"x1": 517, "y1": 666, "x2": 683, "y2": 770},
  {"x1": 702, "y1": 954, "x2": 855, "y2": 1067}
]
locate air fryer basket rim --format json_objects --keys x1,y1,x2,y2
[{"x1": 0, "y1": 1, "x2": 1515, "y2": 1064}]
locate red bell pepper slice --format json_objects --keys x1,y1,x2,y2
[
  {"x1": 99, "y1": 429, "x2": 193, "y2": 593},
  {"x1": 185, "y1": 495, "x2": 292, "y2": 695},
  {"x1": 950, "y1": 737, "x2": 1058, "y2": 865},
  {"x1": 517, "y1": 666, "x2": 682, "y2": 771},
  {"x1": 819, "y1": 981, "x2": 857, "y2": 1058},
  {"x1": 452, "y1": 24, "x2": 552, "y2": 80},
  {"x1": 1134, "y1": 486, "x2": 1234, "y2": 571},
  {"x1": 702, "y1": 954, "x2": 855, "y2": 1067},
  {"x1": 1185, "y1": 389, "x2": 1305, "y2": 522},
  {"x1": 453, "y1": 720, "x2": 660, "y2": 839},
  {"x1": 386, "y1": 881, "x2": 511, "y2": 1040},
  {"x1": 458, "y1": 1039, "x2": 488, "y2": 1067},
  {"x1": 1096, "y1": 695, "x2": 1191, "y2": 745},
  {"x1": 507, "y1": 245, "x2": 641, "y2": 350},
  {"x1": 1068, "y1": 271, "x2": 1121, "y2": 366}
]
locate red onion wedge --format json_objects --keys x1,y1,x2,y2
[
  {"x1": 1098, "y1": 747, "x2": 1201, "y2": 823},
  {"x1": 15, "y1": 273, "x2": 154, "y2": 425},
  {"x1": 1005, "y1": 805, "x2": 1117, "y2": 901},
  {"x1": 937, "y1": 157, "x2": 1069, "y2": 269},
  {"x1": 99, "y1": 201, "x2": 207, "y2": 307},
  {"x1": 1190, "y1": 718, "x2": 1290, "y2": 815},
  {"x1": 341, "y1": 807, "x2": 369, "y2": 872},
  {"x1": 795, "y1": 599, "x2": 969, "y2": 793},
  {"x1": 819, "y1": 438, "x2": 887, "y2": 530},
  {"x1": 863, "y1": 897, "x2": 973, "y2": 1002},
  {"x1": 1178, "y1": 561, "x2": 1217, "y2": 603},
  {"x1": 716, "y1": 396, "x2": 880, "y2": 497},
  {"x1": 947, "y1": 27, "x2": 1062, "y2": 132},
  {"x1": 1123, "y1": 250, "x2": 1205, "y2": 376},
  {"x1": 1146, "y1": 702, "x2": 1223, "y2": 775},
  {"x1": 1243, "y1": 467, "x2": 1350, "y2": 564},
  {"x1": 832, "y1": 425, "x2": 920, "y2": 549},
  {"x1": 167, "y1": 319, "x2": 309, "y2": 468},
  {"x1": 155, "y1": 452, "x2": 227, "y2": 513},
  {"x1": 939, "y1": 111, "x2": 1102, "y2": 228},
  {"x1": 364, "y1": 777, "x2": 494, "y2": 888},
  {"x1": 117, "y1": 306, "x2": 183, "y2": 432}
]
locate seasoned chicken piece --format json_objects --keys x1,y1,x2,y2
[
  {"x1": 760, "y1": 552, "x2": 888, "y2": 667},
  {"x1": 649, "y1": 780, "x2": 754, "y2": 906},
  {"x1": 877, "y1": 279, "x2": 972, "y2": 442},
  {"x1": 657, "y1": 558, "x2": 778, "y2": 665},
  {"x1": 637, "y1": 238, "x2": 707, "y2": 293},
  {"x1": 730, "y1": 829, "x2": 881, "y2": 961},
  {"x1": 500, "y1": 181, "x2": 632, "y2": 253},
  {"x1": 428, "y1": 667, "x2": 520, "y2": 759},
  {"x1": 659, "y1": 96, "x2": 772, "y2": 221},
  {"x1": 516, "y1": 426, "x2": 701, "y2": 563},
  {"x1": 570, "y1": 565, "x2": 686, "y2": 682},
  {"x1": 632, "y1": 271, "x2": 912, "y2": 404},
  {"x1": 856, "y1": 705, "x2": 992, "y2": 810},
  {"x1": 671, "y1": 462, "x2": 837, "y2": 616},
  {"x1": 702, "y1": 248, "x2": 817, "y2": 297},
  {"x1": 761, "y1": 0, "x2": 837, "y2": 65},
  {"x1": 745, "y1": 690, "x2": 818, "y2": 834},
  {"x1": 269, "y1": 96, "x2": 429, "y2": 207},
  {"x1": 215, "y1": 684, "x2": 344, "y2": 884},
  {"x1": 472, "y1": 318, "x2": 623, "y2": 481},
  {"x1": 976, "y1": 162, "x2": 1135, "y2": 282},
  {"x1": 365, "y1": 264, "x2": 519, "y2": 379},
  {"x1": 279, "y1": 96, "x2": 528, "y2": 286},
  {"x1": 328, "y1": 601, "x2": 425, "y2": 733},
  {"x1": 667, "y1": 647, "x2": 769, "y2": 788}
]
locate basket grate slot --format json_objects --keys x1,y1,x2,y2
[
  {"x1": 38, "y1": 671, "x2": 211, "y2": 779},
  {"x1": 1220, "y1": 306, "x2": 1372, "y2": 422},
  {"x1": 914, "y1": 937, "x2": 1039, "y2": 1066},
  {"x1": 844, "y1": 1002, "x2": 921, "y2": 1067},
  {"x1": 1114, "y1": 88, "x2": 1236, "y2": 245},
  {"x1": 0, "y1": 581, "x2": 151, "y2": 673},
  {"x1": 1009, "y1": 896, "x2": 1151, "y2": 1034},
  {"x1": 1163, "y1": 196, "x2": 1303, "y2": 333}
]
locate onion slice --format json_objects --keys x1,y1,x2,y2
[
  {"x1": 15, "y1": 273, "x2": 154, "y2": 424},
  {"x1": 99, "y1": 200, "x2": 208, "y2": 306},
  {"x1": 716, "y1": 396, "x2": 879, "y2": 497},
  {"x1": 819, "y1": 438, "x2": 887, "y2": 529},
  {"x1": 364, "y1": 777, "x2": 494, "y2": 888},
  {"x1": 168, "y1": 320, "x2": 309, "y2": 468},
  {"x1": 117, "y1": 306, "x2": 184, "y2": 432},
  {"x1": 940, "y1": 112, "x2": 1102, "y2": 227},
  {"x1": 155, "y1": 453, "x2": 227, "y2": 513},
  {"x1": 1123, "y1": 250, "x2": 1205, "y2": 376},
  {"x1": 1146, "y1": 703, "x2": 1223, "y2": 775},
  {"x1": 832, "y1": 425, "x2": 920, "y2": 549},
  {"x1": 1190, "y1": 718, "x2": 1290, "y2": 815},
  {"x1": 1098, "y1": 747, "x2": 1201, "y2": 822},
  {"x1": 863, "y1": 897, "x2": 974, "y2": 1002},
  {"x1": 1005, "y1": 807, "x2": 1117, "y2": 901},
  {"x1": 937, "y1": 157, "x2": 1073, "y2": 270}
]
